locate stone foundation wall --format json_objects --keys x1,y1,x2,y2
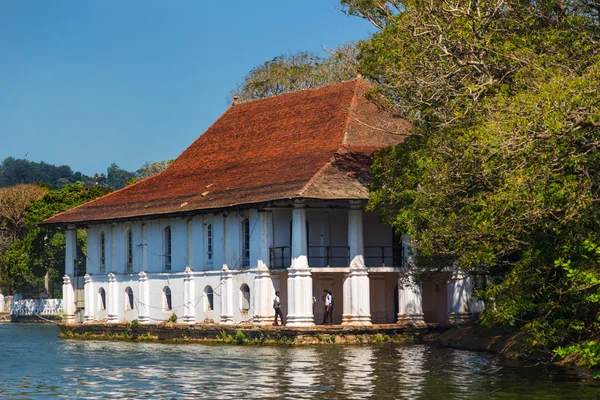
[{"x1": 59, "y1": 322, "x2": 448, "y2": 345}]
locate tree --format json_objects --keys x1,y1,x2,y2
[
  {"x1": 230, "y1": 43, "x2": 359, "y2": 102},
  {"x1": 126, "y1": 160, "x2": 173, "y2": 186},
  {"x1": 341, "y1": 0, "x2": 600, "y2": 361},
  {"x1": 0, "y1": 157, "x2": 93, "y2": 188},
  {"x1": 0, "y1": 184, "x2": 112, "y2": 296},
  {"x1": 0, "y1": 184, "x2": 48, "y2": 253},
  {"x1": 106, "y1": 163, "x2": 136, "y2": 190}
]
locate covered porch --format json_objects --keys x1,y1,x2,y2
[{"x1": 263, "y1": 200, "x2": 474, "y2": 327}]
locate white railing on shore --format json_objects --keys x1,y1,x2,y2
[{"x1": 10, "y1": 299, "x2": 63, "y2": 315}]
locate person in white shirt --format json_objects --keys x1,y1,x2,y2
[
  {"x1": 273, "y1": 290, "x2": 285, "y2": 326},
  {"x1": 322, "y1": 289, "x2": 333, "y2": 325}
]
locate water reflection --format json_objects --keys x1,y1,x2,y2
[
  {"x1": 1, "y1": 324, "x2": 600, "y2": 399},
  {"x1": 342, "y1": 346, "x2": 374, "y2": 399}
]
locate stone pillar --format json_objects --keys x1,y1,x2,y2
[
  {"x1": 253, "y1": 264, "x2": 274, "y2": 325},
  {"x1": 137, "y1": 271, "x2": 150, "y2": 324},
  {"x1": 342, "y1": 202, "x2": 371, "y2": 325},
  {"x1": 347, "y1": 201, "x2": 365, "y2": 269},
  {"x1": 342, "y1": 266, "x2": 372, "y2": 325},
  {"x1": 107, "y1": 272, "x2": 119, "y2": 323},
  {"x1": 183, "y1": 267, "x2": 195, "y2": 324},
  {"x1": 62, "y1": 275, "x2": 75, "y2": 323},
  {"x1": 83, "y1": 274, "x2": 94, "y2": 323},
  {"x1": 65, "y1": 228, "x2": 77, "y2": 276},
  {"x1": 397, "y1": 270, "x2": 425, "y2": 326},
  {"x1": 287, "y1": 202, "x2": 314, "y2": 326},
  {"x1": 220, "y1": 265, "x2": 233, "y2": 324},
  {"x1": 250, "y1": 210, "x2": 272, "y2": 269},
  {"x1": 448, "y1": 270, "x2": 472, "y2": 324}
]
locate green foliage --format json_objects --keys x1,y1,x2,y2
[
  {"x1": 129, "y1": 319, "x2": 139, "y2": 330},
  {"x1": 231, "y1": 44, "x2": 358, "y2": 103},
  {"x1": 0, "y1": 157, "x2": 92, "y2": 189},
  {"x1": 0, "y1": 183, "x2": 111, "y2": 295},
  {"x1": 343, "y1": 0, "x2": 600, "y2": 364},
  {"x1": 167, "y1": 313, "x2": 178, "y2": 323},
  {"x1": 555, "y1": 341, "x2": 600, "y2": 370},
  {"x1": 234, "y1": 330, "x2": 248, "y2": 345},
  {"x1": 126, "y1": 160, "x2": 174, "y2": 186}
]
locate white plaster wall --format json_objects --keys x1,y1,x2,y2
[
  {"x1": 193, "y1": 271, "x2": 221, "y2": 322},
  {"x1": 87, "y1": 271, "x2": 260, "y2": 323},
  {"x1": 86, "y1": 226, "x2": 100, "y2": 274},
  {"x1": 191, "y1": 215, "x2": 206, "y2": 271},
  {"x1": 212, "y1": 214, "x2": 225, "y2": 271},
  {"x1": 231, "y1": 270, "x2": 255, "y2": 322},
  {"x1": 225, "y1": 213, "x2": 242, "y2": 268},
  {"x1": 83, "y1": 205, "x2": 400, "y2": 324}
]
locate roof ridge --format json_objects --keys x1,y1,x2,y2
[
  {"x1": 232, "y1": 79, "x2": 359, "y2": 108},
  {"x1": 299, "y1": 79, "x2": 363, "y2": 198},
  {"x1": 341, "y1": 78, "x2": 363, "y2": 148},
  {"x1": 297, "y1": 159, "x2": 335, "y2": 198}
]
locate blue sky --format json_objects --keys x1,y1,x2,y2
[{"x1": 0, "y1": 1, "x2": 373, "y2": 176}]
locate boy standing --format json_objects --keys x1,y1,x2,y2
[{"x1": 273, "y1": 291, "x2": 285, "y2": 326}]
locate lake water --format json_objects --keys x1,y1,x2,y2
[{"x1": 1, "y1": 324, "x2": 599, "y2": 399}]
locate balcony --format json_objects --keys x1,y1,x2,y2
[{"x1": 268, "y1": 245, "x2": 403, "y2": 269}]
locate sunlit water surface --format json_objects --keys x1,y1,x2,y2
[{"x1": 1, "y1": 324, "x2": 599, "y2": 399}]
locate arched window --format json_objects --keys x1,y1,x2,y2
[
  {"x1": 240, "y1": 284, "x2": 250, "y2": 312},
  {"x1": 126, "y1": 229, "x2": 133, "y2": 272},
  {"x1": 204, "y1": 285, "x2": 214, "y2": 311},
  {"x1": 242, "y1": 219, "x2": 250, "y2": 267},
  {"x1": 164, "y1": 226, "x2": 172, "y2": 270},
  {"x1": 99, "y1": 231, "x2": 106, "y2": 273},
  {"x1": 163, "y1": 286, "x2": 172, "y2": 311},
  {"x1": 206, "y1": 223, "x2": 213, "y2": 262},
  {"x1": 98, "y1": 288, "x2": 106, "y2": 310},
  {"x1": 125, "y1": 287, "x2": 134, "y2": 310}
]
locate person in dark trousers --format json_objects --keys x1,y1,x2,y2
[
  {"x1": 327, "y1": 291, "x2": 334, "y2": 325},
  {"x1": 273, "y1": 291, "x2": 285, "y2": 326},
  {"x1": 322, "y1": 289, "x2": 332, "y2": 325}
]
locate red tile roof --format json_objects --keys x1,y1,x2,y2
[{"x1": 42, "y1": 79, "x2": 410, "y2": 226}]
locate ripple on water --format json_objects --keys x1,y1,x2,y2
[{"x1": 1, "y1": 324, "x2": 600, "y2": 399}]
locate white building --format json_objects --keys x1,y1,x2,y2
[{"x1": 43, "y1": 79, "x2": 474, "y2": 326}]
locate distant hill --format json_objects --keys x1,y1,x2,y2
[{"x1": 0, "y1": 157, "x2": 169, "y2": 190}]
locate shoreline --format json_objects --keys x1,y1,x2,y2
[{"x1": 57, "y1": 322, "x2": 450, "y2": 345}]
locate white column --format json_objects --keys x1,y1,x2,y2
[
  {"x1": 448, "y1": 270, "x2": 472, "y2": 324},
  {"x1": 63, "y1": 227, "x2": 77, "y2": 323},
  {"x1": 107, "y1": 272, "x2": 119, "y2": 323},
  {"x1": 183, "y1": 267, "x2": 195, "y2": 324},
  {"x1": 347, "y1": 201, "x2": 365, "y2": 269},
  {"x1": 137, "y1": 271, "x2": 150, "y2": 324},
  {"x1": 62, "y1": 275, "x2": 75, "y2": 323},
  {"x1": 342, "y1": 267, "x2": 372, "y2": 325},
  {"x1": 220, "y1": 265, "x2": 233, "y2": 324},
  {"x1": 342, "y1": 202, "x2": 371, "y2": 325},
  {"x1": 253, "y1": 264, "x2": 274, "y2": 325},
  {"x1": 287, "y1": 202, "x2": 314, "y2": 326},
  {"x1": 142, "y1": 224, "x2": 148, "y2": 272},
  {"x1": 397, "y1": 270, "x2": 425, "y2": 326},
  {"x1": 250, "y1": 210, "x2": 272, "y2": 269},
  {"x1": 65, "y1": 228, "x2": 77, "y2": 276},
  {"x1": 84, "y1": 274, "x2": 94, "y2": 323}
]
